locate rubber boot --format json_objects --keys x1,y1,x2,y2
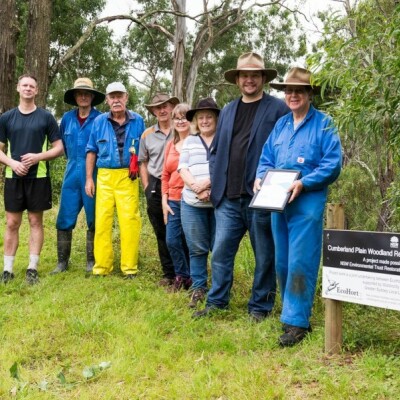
[
  {"x1": 86, "y1": 230, "x2": 95, "y2": 273},
  {"x1": 51, "y1": 230, "x2": 72, "y2": 274}
]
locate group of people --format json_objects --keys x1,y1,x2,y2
[{"x1": 0, "y1": 51, "x2": 342, "y2": 347}]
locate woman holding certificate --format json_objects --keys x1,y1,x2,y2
[{"x1": 254, "y1": 67, "x2": 342, "y2": 347}]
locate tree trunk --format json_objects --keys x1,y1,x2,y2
[
  {"x1": 24, "y1": 0, "x2": 52, "y2": 107},
  {"x1": 0, "y1": 0, "x2": 18, "y2": 113},
  {"x1": 171, "y1": 0, "x2": 186, "y2": 102}
]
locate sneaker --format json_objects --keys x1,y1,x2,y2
[
  {"x1": 249, "y1": 311, "x2": 271, "y2": 323},
  {"x1": 26, "y1": 269, "x2": 39, "y2": 285},
  {"x1": 188, "y1": 288, "x2": 206, "y2": 308},
  {"x1": 158, "y1": 277, "x2": 175, "y2": 287},
  {"x1": 1, "y1": 271, "x2": 15, "y2": 283},
  {"x1": 278, "y1": 325, "x2": 312, "y2": 347}
]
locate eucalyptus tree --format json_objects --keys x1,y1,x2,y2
[
  {"x1": 308, "y1": 0, "x2": 400, "y2": 230},
  {"x1": 121, "y1": 0, "x2": 305, "y2": 105},
  {"x1": 0, "y1": 0, "x2": 129, "y2": 111},
  {"x1": 0, "y1": 0, "x2": 18, "y2": 113}
]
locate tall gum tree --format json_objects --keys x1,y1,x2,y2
[
  {"x1": 0, "y1": 0, "x2": 17, "y2": 113},
  {"x1": 121, "y1": 0, "x2": 305, "y2": 105},
  {"x1": 1, "y1": 0, "x2": 305, "y2": 109},
  {"x1": 24, "y1": 0, "x2": 52, "y2": 107}
]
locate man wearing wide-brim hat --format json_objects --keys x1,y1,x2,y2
[
  {"x1": 139, "y1": 92, "x2": 180, "y2": 287},
  {"x1": 193, "y1": 52, "x2": 290, "y2": 320},
  {"x1": 52, "y1": 77, "x2": 105, "y2": 275},
  {"x1": 255, "y1": 67, "x2": 341, "y2": 346}
]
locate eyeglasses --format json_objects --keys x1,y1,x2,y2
[
  {"x1": 284, "y1": 88, "x2": 308, "y2": 95},
  {"x1": 173, "y1": 117, "x2": 188, "y2": 123}
]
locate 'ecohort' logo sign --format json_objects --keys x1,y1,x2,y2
[{"x1": 325, "y1": 275, "x2": 359, "y2": 297}]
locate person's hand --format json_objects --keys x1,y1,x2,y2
[
  {"x1": 288, "y1": 179, "x2": 303, "y2": 203},
  {"x1": 85, "y1": 178, "x2": 95, "y2": 198},
  {"x1": 197, "y1": 189, "x2": 211, "y2": 202},
  {"x1": 162, "y1": 201, "x2": 174, "y2": 225},
  {"x1": 20, "y1": 153, "x2": 39, "y2": 167},
  {"x1": 11, "y1": 160, "x2": 28, "y2": 176},
  {"x1": 196, "y1": 179, "x2": 211, "y2": 192},
  {"x1": 190, "y1": 181, "x2": 203, "y2": 194},
  {"x1": 253, "y1": 178, "x2": 262, "y2": 193}
]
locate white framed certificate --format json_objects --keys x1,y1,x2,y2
[{"x1": 250, "y1": 169, "x2": 300, "y2": 211}]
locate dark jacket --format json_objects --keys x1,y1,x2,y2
[{"x1": 209, "y1": 92, "x2": 289, "y2": 208}]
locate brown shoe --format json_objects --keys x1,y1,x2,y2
[
  {"x1": 278, "y1": 325, "x2": 312, "y2": 347},
  {"x1": 167, "y1": 276, "x2": 185, "y2": 293},
  {"x1": 188, "y1": 288, "x2": 206, "y2": 308},
  {"x1": 158, "y1": 277, "x2": 174, "y2": 287}
]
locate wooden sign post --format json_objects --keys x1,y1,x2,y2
[{"x1": 325, "y1": 203, "x2": 345, "y2": 354}]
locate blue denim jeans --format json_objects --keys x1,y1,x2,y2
[
  {"x1": 206, "y1": 196, "x2": 276, "y2": 313},
  {"x1": 165, "y1": 200, "x2": 190, "y2": 278},
  {"x1": 181, "y1": 200, "x2": 215, "y2": 290}
]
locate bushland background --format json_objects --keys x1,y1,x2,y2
[{"x1": 1, "y1": 0, "x2": 400, "y2": 398}]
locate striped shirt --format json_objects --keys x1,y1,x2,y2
[{"x1": 178, "y1": 133, "x2": 212, "y2": 208}]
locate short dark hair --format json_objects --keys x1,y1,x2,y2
[{"x1": 18, "y1": 74, "x2": 38, "y2": 84}]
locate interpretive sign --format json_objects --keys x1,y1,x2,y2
[{"x1": 322, "y1": 229, "x2": 400, "y2": 311}]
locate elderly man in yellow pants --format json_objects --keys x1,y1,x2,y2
[{"x1": 85, "y1": 82, "x2": 145, "y2": 278}]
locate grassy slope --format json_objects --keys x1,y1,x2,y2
[{"x1": 0, "y1": 200, "x2": 399, "y2": 399}]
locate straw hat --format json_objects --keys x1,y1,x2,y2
[
  {"x1": 224, "y1": 52, "x2": 277, "y2": 84},
  {"x1": 269, "y1": 67, "x2": 320, "y2": 93},
  {"x1": 145, "y1": 93, "x2": 180, "y2": 116},
  {"x1": 186, "y1": 98, "x2": 220, "y2": 122},
  {"x1": 64, "y1": 77, "x2": 105, "y2": 106}
]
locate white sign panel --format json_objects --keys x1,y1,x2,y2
[{"x1": 322, "y1": 230, "x2": 400, "y2": 311}]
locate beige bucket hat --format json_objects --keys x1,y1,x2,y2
[
  {"x1": 224, "y1": 52, "x2": 277, "y2": 84},
  {"x1": 269, "y1": 67, "x2": 320, "y2": 93},
  {"x1": 64, "y1": 77, "x2": 105, "y2": 106}
]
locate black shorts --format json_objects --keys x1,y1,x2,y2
[{"x1": 4, "y1": 177, "x2": 52, "y2": 212}]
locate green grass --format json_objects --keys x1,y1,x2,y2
[{"x1": 0, "y1": 199, "x2": 399, "y2": 399}]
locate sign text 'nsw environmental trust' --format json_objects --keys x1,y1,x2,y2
[{"x1": 323, "y1": 230, "x2": 400, "y2": 311}]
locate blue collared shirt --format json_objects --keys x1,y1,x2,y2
[
  {"x1": 86, "y1": 110, "x2": 145, "y2": 169},
  {"x1": 256, "y1": 105, "x2": 342, "y2": 192}
]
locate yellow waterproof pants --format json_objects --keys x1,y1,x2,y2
[{"x1": 93, "y1": 168, "x2": 141, "y2": 275}]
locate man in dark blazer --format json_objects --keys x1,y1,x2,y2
[{"x1": 193, "y1": 52, "x2": 289, "y2": 320}]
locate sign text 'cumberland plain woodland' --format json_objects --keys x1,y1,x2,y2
[{"x1": 323, "y1": 230, "x2": 400, "y2": 311}]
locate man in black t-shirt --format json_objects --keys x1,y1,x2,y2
[{"x1": 0, "y1": 74, "x2": 63, "y2": 285}]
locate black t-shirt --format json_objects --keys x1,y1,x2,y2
[
  {"x1": 226, "y1": 99, "x2": 261, "y2": 198},
  {"x1": 0, "y1": 107, "x2": 60, "y2": 178}
]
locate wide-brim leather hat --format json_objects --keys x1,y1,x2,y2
[
  {"x1": 145, "y1": 92, "x2": 180, "y2": 116},
  {"x1": 186, "y1": 98, "x2": 220, "y2": 122},
  {"x1": 269, "y1": 67, "x2": 320, "y2": 94},
  {"x1": 64, "y1": 77, "x2": 105, "y2": 107},
  {"x1": 224, "y1": 52, "x2": 277, "y2": 84}
]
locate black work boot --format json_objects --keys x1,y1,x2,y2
[
  {"x1": 86, "y1": 230, "x2": 95, "y2": 273},
  {"x1": 51, "y1": 230, "x2": 72, "y2": 274}
]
